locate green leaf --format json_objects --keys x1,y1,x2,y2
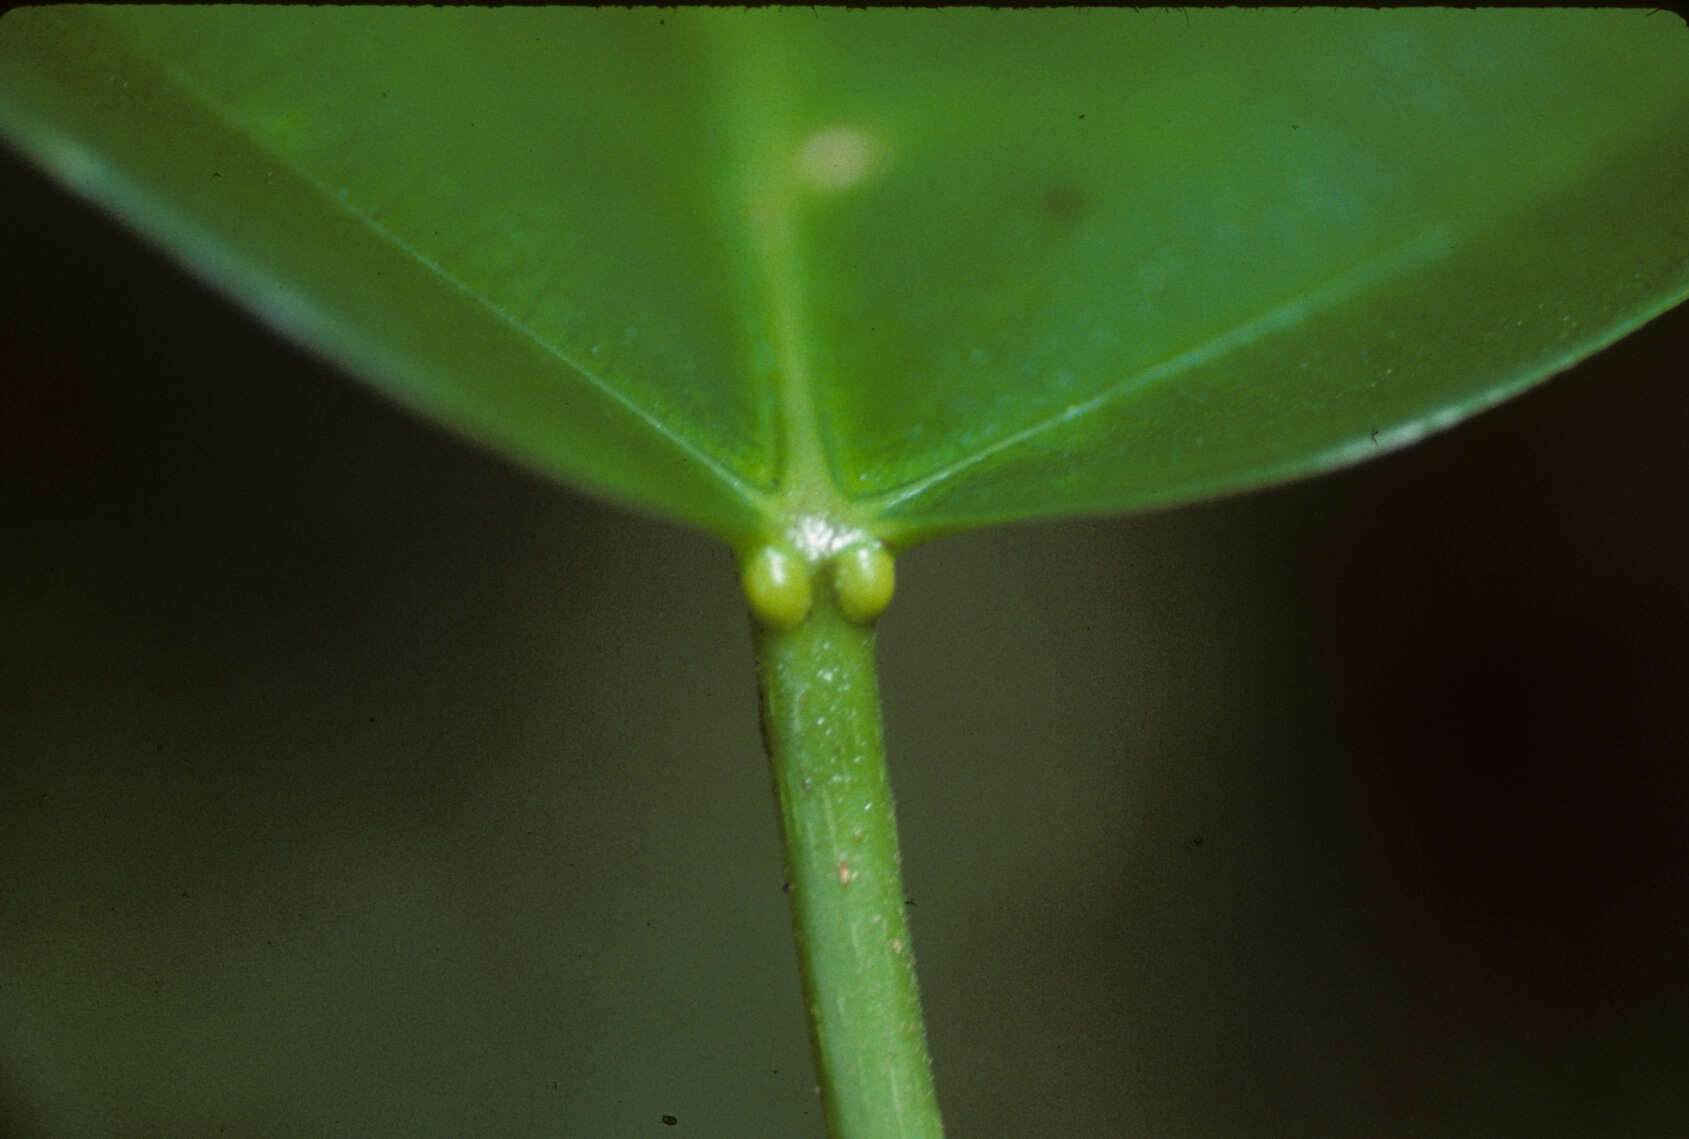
[{"x1": 2, "y1": 8, "x2": 1686, "y2": 549}]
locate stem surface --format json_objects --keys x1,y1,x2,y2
[{"x1": 753, "y1": 591, "x2": 943, "y2": 1138}]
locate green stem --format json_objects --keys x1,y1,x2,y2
[{"x1": 753, "y1": 590, "x2": 944, "y2": 1138}]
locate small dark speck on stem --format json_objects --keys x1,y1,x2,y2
[{"x1": 661, "y1": 1115, "x2": 678, "y2": 1126}]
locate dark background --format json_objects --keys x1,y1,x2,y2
[{"x1": 4, "y1": 143, "x2": 1688, "y2": 1136}]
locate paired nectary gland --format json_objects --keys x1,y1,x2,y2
[{"x1": 741, "y1": 542, "x2": 895, "y2": 630}]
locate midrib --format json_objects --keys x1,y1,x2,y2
[
  {"x1": 746, "y1": 164, "x2": 833, "y2": 512},
  {"x1": 710, "y1": 22, "x2": 844, "y2": 530}
]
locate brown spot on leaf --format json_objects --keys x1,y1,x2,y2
[{"x1": 1043, "y1": 183, "x2": 1085, "y2": 222}]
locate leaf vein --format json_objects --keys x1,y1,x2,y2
[{"x1": 864, "y1": 225, "x2": 1455, "y2": 517}]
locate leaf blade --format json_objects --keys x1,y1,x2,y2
[
  {"x1": 3, "y1": 8, "x2": 1686, "y2": 548},
  {"x1": 785, "y1": 9, "x2": 1689, "y2": 539},
  {"x1": 869, "y1": 128, "x2": 1689, "y2": 536},
  {"x1": 0, "y1": 6, "x2": 776, "y2": 541}
]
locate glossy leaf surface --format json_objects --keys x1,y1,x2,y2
[{"x1": 2, "y1": 8, "x2": 1686, "y2": 547}]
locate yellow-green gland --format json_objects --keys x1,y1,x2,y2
[
  {"x1": 833, "y1": 543, "x2": 896, "y2": 625},
  {"x1": 742, "y1": 545, "x2": 813, "y2": 630}
]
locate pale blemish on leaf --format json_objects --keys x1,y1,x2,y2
[{"x1": 796, "y1": 125, "x2": 884, "y2": 193}]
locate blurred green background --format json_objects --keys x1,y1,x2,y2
[{"x1": 4, "y1": 141, "x2": 1689, "y2": 1136}]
